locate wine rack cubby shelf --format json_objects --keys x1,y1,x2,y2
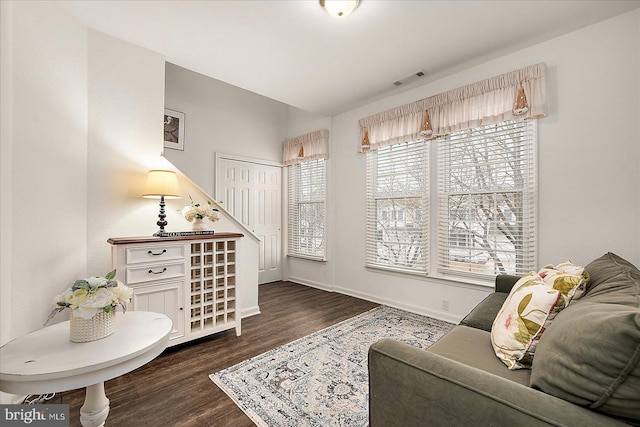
[{"x1": 109, "y1": 233, "x2": 243, "y2": 346}]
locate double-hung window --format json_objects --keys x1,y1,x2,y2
[
  {"x1": 365, "y1": 120, "x2": 536, "y2": 279},
  {"x1": 437, "y1": 120, "x2": 536, "y2": 277},
  {"x1": 288, "y1": 159, "x2": 326, "y2": 260},
  {"x1": 361, "y1": 63, "x2": 544, "y2": 281},
  {"x1": 366, "y1": 141, "x2": 428, "y2": 273}
]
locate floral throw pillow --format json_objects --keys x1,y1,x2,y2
[
  {"x1": 520, "y1": 261, "x2": 589, "y2": 360},
  {"x1": 538, "y1": 261, "x2": 589, "y2": 304},
  {"x1": 491, "y1": 273, "x2": 563, "y2": 370}
]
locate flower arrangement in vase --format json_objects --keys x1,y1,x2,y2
[
  {"x1": 181, "y1": 195, "x2": 220, "y2": 231},
  {"x1": 47, "y1": 270, "x2": 132, "y2": 342}
]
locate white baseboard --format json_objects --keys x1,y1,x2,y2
[
  {"x1": 283, "y1": 279, "x2": 463, "y2": 324},
  {"x1": 287, "y1": 276, "x2": 334, "y2": 292},
  {"x1": 332, "y1": 285, "x2": 463, "y2": 324},
  {"x1": 241, "y1": 305, "x2": 261, "y2": 318}
]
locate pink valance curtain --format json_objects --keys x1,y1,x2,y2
[
  {"x1": 358, "y1": 63, "x2": 547, "y2": 152},
  {"x1": 283, "y1": 129, "x2": 329, "y2": 166}
]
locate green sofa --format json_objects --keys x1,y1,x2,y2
[{"x1": 368, "y1": 252, "x2": 640, "y2": 426}]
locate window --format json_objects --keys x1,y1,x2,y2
[
  {"x1": 437, "y1": 120, "x2": 536, "y2": 277},
  {"x1": 288, "y1": 159, "x2": 326, "y2": 260},
  {"x1": 360, "y1": 64, "x2": 544, "y2": 280},
  {"x1": 366, "y1": 141, "x2": 428, "y2": 273},
  {"x1": 365, "y1": 120, "x2": 536, "y2": 280}
]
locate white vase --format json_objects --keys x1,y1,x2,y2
[
  {"x1": 70, "y1": 310, "x2": 116, "y2": 342},
  {"x1": 192, "y1": 218, "x2": 208, "y2": 231}
]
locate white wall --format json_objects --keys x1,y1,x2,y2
[
  {"x1": 1, "y1": 1, "x2": 88, "y2": 343},
  {"x1": 534, "y1": 11, "x2": 639, "y2": 266},
  {"x1": 1, "y1": 0, "x2": 14, "y2": 349},
  {"x1": 85, "y1": 30, "x2": 256, "y2": 311},
  {"x1": 322, "y1": 9, "x2": 640, "y2": 322},
  {"x1": 162, "y1": 64, "x2": 331, "y2": 313},
  {"x1": 163, "y1": 63, "x2": 291, "y2": 314},
  {"x1": 87, "y1": 32, "x2": 262, "y2": 317},
  {"x1": 86, "y1": 30, "x2": 169, "y2": 276},
  {"x1": 163, "y1": 63, "x2": 290, "y2": 197},
  {"x1": 0, "y1": 4, "x2": 172, "y2": 346}
]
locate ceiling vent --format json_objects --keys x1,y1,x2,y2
[{"x1": 393, "y1": 71, "x2": 426, "y2": 87}]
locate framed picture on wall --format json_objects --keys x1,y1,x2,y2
[{"x1": 164, "y1": 108, "x2": 185, "y2": 151}]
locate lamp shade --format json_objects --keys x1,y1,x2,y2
[{"x1": 142, "y1": 170, "x2": 181, "y2": 199}]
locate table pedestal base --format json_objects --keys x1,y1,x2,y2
[
  {"x1": 79, "y1": 382, "x2": 110, "y2": 427},
  {"x1": 0, "y1": 312, "x2": 171, "y2": 427}
]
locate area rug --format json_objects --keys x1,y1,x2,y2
[{"x1": 210, "y1": 306, "x2": 454, "y2": 426}]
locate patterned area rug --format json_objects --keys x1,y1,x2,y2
[{"x1": 210, "y1": 306, "x2": 454, "y2": 426}]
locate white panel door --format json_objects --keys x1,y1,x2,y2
[
  {"x1": 218, "y1": 160, "x2": 252, "y2": 226},
  {"x1": 217, "y1": 157, "x2": 282, "y2": 284},
  {"x1": 253, "y1": 163, "x2": 282, "y2": 283}
]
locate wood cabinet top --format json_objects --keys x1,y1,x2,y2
[{"x1": 108, "y1": 232, "x2": 244, "y2": 245}]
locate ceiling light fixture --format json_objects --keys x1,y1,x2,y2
[{"x1": 319, "y1": 0, "x2": 360, "y2": 19}]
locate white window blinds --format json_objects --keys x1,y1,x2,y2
[
  {"x1": 288, "y1": 159, "x2": 326, "y2": 260},
  {"x1": 366, "y1": 141, "x2": 429, "y2": 273},
  {"x1": 437, "y1": 120, "x2": 536, "y2": 278}
]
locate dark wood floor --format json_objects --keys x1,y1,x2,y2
[{"x1": 61, "y1": 281, "x2": 379, "y2": 426}]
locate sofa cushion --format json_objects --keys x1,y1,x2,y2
[
  {"x1": 530, "y1": 253, "x2": 640, "y2": 423},
  {"x1": 460, "y1": 292, "x2": 508, "y2": 332},
  {"x1": 428, "y1": 325, "x2": 531, "y2": 386},
  {"x1": 495, "y1": 274, "x2": 522, "y2": 293},
  {"x1": 583, "y1": 252, "x2": 640, "y2": 304},
  {"x1": 491, "y1": 273, "x2": 563, "y2": 369}
]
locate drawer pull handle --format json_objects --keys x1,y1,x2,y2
[
  {"x1": 148, "y1": 268, "x2": 167, "y2": 275},
  {"x1": 148, "y1": 249, "x2": 167, "y2": 256}
]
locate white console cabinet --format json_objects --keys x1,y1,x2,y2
[{"x1": 108, "y1": 233, "x2": 243, "y2": 346}]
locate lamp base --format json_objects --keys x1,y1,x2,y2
[{"x1": 153, "y1": 196, "x2": 169, "y2": 237}]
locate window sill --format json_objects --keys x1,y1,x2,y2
[
  {"x1": 365, "y1": 264, "x2": 427, "y2": 278},
  {"x1": 287, "y1": 254, "x2": 327, "y2": 263},
  {"x1": 434, "y1": 271, "x2": 495, "y2": 289}
]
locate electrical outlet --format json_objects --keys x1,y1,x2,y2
[{"x1": 441, "y1": 299, "x2": 449, "y2": 311}]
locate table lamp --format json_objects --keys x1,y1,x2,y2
[{"x1": 143, "y1": 170, "x2": 181, "y2": 236}]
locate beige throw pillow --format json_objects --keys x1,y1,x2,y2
[
  {"x1": 491, "y1": 262, "x2": 589, "y2": 369},
  {"x1": 537, "y1": 261, "x2": 589, "y2": 304},
  {"x1": 491, "y1": 273, "x2": 562, "y2": 370}
]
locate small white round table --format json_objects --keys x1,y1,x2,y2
[{"x1": 0, "y1": 311, "x2": 172, "y2": 427}]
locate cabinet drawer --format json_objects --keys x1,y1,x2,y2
[
  {"x1": 126, "y1": 262, "x2": 185, "y2": 285},
  {"x1": 125, "y1": 245, "x2": 184, "y2": 265}
]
